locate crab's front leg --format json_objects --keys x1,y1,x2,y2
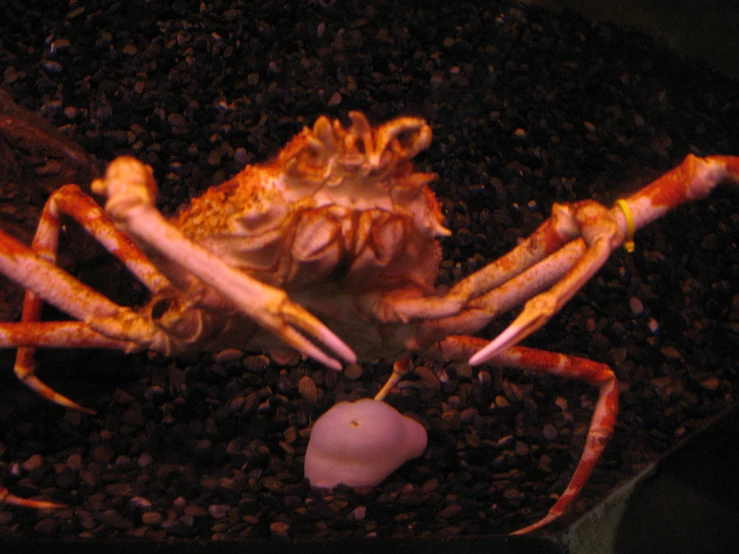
[
  {"x1": 92, "y1": 157, "x2": 357, "y2": 369},
  {"x1": 471, "y1": 154, "x2": 739, "y2": 365}
]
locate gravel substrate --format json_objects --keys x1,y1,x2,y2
[{"x1": 1, "y1": 0, "x2": 737, "y2": 541}]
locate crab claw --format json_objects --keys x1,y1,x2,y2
[
  {"x1": 469, "y1": 295, "x2": 558, "y2": 366},
  {"x1": 94, "y1": 157, "x2": 357, "y2": 369},
  {"x1": 470, "y1": 201, "x2": 624, "y2": 366}
]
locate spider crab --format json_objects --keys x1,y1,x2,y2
[{"x1": 0, "y1": 111, "x2": 737, "y2": 534}]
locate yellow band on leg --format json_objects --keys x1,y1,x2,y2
[{"x1": 615, "y1": 199, "x2": 635, "y2": 253}]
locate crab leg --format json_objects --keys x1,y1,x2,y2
[
  {"x1": 0, "y1": 486, "x2": 65, "y2": 510},
  {"x1": 1, "y1": 185, "x2": 170, "y2": 412},
  {"x1": 379, "y1": 212, "x2": 581, "y2": 323},
  {"x1": 92, "y1": 156, "x2": 357, "y2": 370},
  {"x1": 471, "y1": 154, "x2": 739, "y2": 366},
  {"x1": 411, "y1": 239, "x2": 587, "y2": 342},
  {"x1": 0, "y1": 228, "x2": 173, "y2": 410},
  {"x1": 434, "y1": 336, "x2": 618, "y2": 534}
]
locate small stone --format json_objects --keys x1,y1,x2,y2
[
  {"x1": 344, "y1": 363, "x2": 364, "y2": 380},
  {"x1": 167, "y1": 113, "x2": 187, "y2": 127},
  {"x1": 421, "y1": 479, "x2": 439, "y2": 493},
  {"x1": 161, "y1": 518, "x2": 192, "y2": 536},
  {"x1": 42, "y1": 60, "x2": 63, "y2": 73},
  {"x1": 138, "y1": 452, "x2": 153, "y2": 467},
  {"x1": 494, "y1": 395, "x2": 510, "y2": 408},
  {"x1": 66, "y1": 453, "x2": 83, "y2": 470},
  {"x1": 415, "y1": 366, "x2": 441, "y2": 390},
  {"x1": 243, "y1": 355, "x2": 270, "y2": 374},
  {"x1": 52, "y1": 38, "x2": 71, "y2": 50},
  {"x1": 459, "y1": 407, "x2": 477, "y2": 423},
  {"x1": 185, "y1": 504, "x2": 209, "y2": 517},
  {"x1": 629, "y1": 296, "x2": 644, "y2": 315},
  {"x1": 327, "y1": 91, "x2": 342, "y2": 106},
  {"x1": 502, "y1": 380, "x2": 522, "y2": 403},
  {"x1": 298, "y1": 375, "x2": 318, "y2": 402},
  {"x1": 514, "y1": 128, "x2": 526, "y2": 138},
  {"x1": 122, "y1": 44, "x2": 138, "y2": 55},
  {"x1": 542, "y1": 424, "x2": 558, "y2": 441},
  {"x1": 208, "y1": 504, "x2": 230, "y2": 519},
  {"x1": 33, "y1": 517, "x2": 59, "y2": 536},
  {"x1": 66, "y1": 6, "x2": 85, "y2": 19},
  {"x1": 437, "y1": 504, "x2": 463, "y2": 518},
  {"x1": 22, "y1": 454, "x2": 43, "y2": 472},
  {"x1": 91, "y1": 445, "x2": 114, "y2": 463},
  {"x1": 283, "y1": 426, "x2": 298, "y2": 444},
  {"x1": 128, "y1": 496, "x2": 152, "y2": 510},
  {"x1": 661, "y1": 346, "x2": 684, "y2": 361},
  {"x1": 350, "y1": 505, "x2": 366, "y2": 521},
  {"x1": 142, "y1": 511, "x2": 164, "y2": 526},
  {"x1": 270, "y1": 521, "x2": 290, "y2": 537},
  {"x1": 63, "y1": 105, "x2": 78, "y2": 120},
  {"x1": 214, "y1": 349, "x2": 243, "y2": 363}
]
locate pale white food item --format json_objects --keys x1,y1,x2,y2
[{"x1": 305, "y1": 399, "x2": 428, "y2": 488}]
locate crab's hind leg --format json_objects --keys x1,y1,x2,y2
[
  {"x1": 434, "y1": 336, "x2": 618, "y2": 535},
  {"x1": 1, "y1": 185, "x2": 168, "y2": 411}
]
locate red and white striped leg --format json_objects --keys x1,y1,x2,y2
[{"x1": 435, "y1": 336, "x2": 618, "y2": 535}]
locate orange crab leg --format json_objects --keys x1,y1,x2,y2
[
  {"x1": 471, "y1": 154, "x2": 739, "y2": 366},
  {"x1": 413, "y1": 239, "x2": 586, "y2": 342},
  {"x1": 381, "y1": 213, "x2": 581, "y2": 323},
  {"x1": 0, "y1": 322, "x2": 136, "y2": 411},
  {"x1": 0, "y1": 230, "x2": 172, "y2": 410},
  {"x1": 434, "y1": 336, "x2": 617, "y2": 534},
  {"x1": 0, "y1": 322, "x2": 134, "y2": 349},
  {"x1": 1, "y1": 184, "x2": 173, "y2": 411},
  {"x1": 0, "y1": 486, "x2": 65, "y2": 510}
]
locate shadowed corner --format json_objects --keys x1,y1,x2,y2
[
  {"x1": 565, "y1": 404, "x2": 739, "y2": 554},
  {"x1": 520, "y1": 0, "x2": 739, "y2": 80}
]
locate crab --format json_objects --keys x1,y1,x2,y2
[{"x1": 0, "y1": 111, "x2": 737, "y2": 534}]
